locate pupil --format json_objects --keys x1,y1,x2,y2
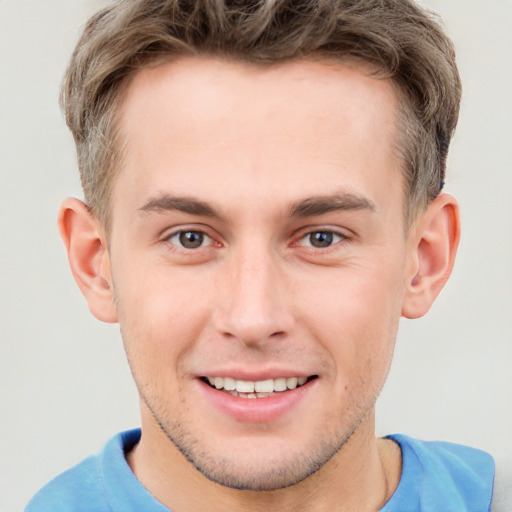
[
  {"x1": 310, "y1": 232, "x2": 333, "y2": 248},
  {"x1": 179, "y1": 231, "x2": 203, "y2": 248}
]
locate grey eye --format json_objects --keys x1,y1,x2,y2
[
  {"x1": 301, "y1": 231, "x2": 343, "y2": 248},
  {"x1": 180, "y1": 231, "x2": 203, "y2": 248},
  {"x1": 169, "y1": 230, "x2": 211, "y2": 249}
]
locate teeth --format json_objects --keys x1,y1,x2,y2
[
  {"x1": 236, "y1": 380, "x2": 255, "y2": 393},
  {"x1": 205, "y1": 376, "x2": 310, "y2": 393},
  {"x1": 274, "y1": 377, "x2": 287, "y2": 392},
  {"x1": 286, "y1": 377, "x2": 298, "y2": 389},
  {"x1": 254, "y1": 379, "x2": 273, "y2": 393},
  {"x1": 223, "y1": 377, "x2": 236, "y2": 391}
]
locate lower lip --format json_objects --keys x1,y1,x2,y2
[{"x1": 198, "y1": 379, "x2": 315, "y2": 423}]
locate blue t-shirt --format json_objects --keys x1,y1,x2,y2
[{"x1": 25, "y1": 429, "x2": 495, "y2": 512}]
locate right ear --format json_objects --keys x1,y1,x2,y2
[{"x1": 58, "y1": 198, "x2": 118, "y2": 323}]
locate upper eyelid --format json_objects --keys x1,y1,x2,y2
[
  {"x1": 167, "y1": 230, "x2": 212, "y2": 239},
  {"x1": 293, "y1": 226, "x2": 351, "y2": 240},
  {"x1": 164, "y1": 230, "x2": 217, "y2": 252},
  {"x1": 160, "y1": 227, "x2": 211, "y2": 247},
  {"x1": 290, "y1": 227, "x2": 352, "y2": 250},
  {"x1": 161, "y1": 225, "x2": 216, "y2": 240},
  {"x1": 299, "y1": 229, "x2": 344, "y2": 242},
  {"x1": 159, "y1": 225, "x2": 351, "y2": 246}
]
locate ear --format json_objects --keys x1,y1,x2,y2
[
  {"x1": 402, "y1": 193, "x2": 461, "y2": 319},
  {"x1": 58, "y1": 198, "x2": 118, "y2": 323}
]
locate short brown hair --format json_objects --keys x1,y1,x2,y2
[{"x1": 61, "y1": 0, "x2": 461, "y2": 229}]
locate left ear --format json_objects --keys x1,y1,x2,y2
[{"x1": 402, "y1": 193, "x2": 461, "y2": 319}]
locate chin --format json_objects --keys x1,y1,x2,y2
[
  {"x1": 160, "y1": 418, "x2": 357, "y2": 491},
  {"x1": 196, "y1": 462, "x2": 320, "y2": 491}
]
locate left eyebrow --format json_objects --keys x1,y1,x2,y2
[{"x1": 288, "y1": 193, "x2": 376, "y2": 217}]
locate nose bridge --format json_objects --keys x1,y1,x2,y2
[{"x1": 215, "y1": 240, "x2": 293, "y2": 345}]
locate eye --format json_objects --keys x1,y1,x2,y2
[
  {"x1": 168, "y1": 230, "x2": 213, "y2": 249},
  {"x1": 300, "y1": 230, "x2": 344, "y2": 248}
]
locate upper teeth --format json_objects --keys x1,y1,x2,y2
[{"x1": 207, "y1": 376, "x2": 308, "y2": 393}]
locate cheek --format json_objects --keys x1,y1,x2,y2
[
  {"x1": 112, "y1": 263, "x2": 213, "y2": 381},
  {"x1": 296, "y1": 261, "x2": 405, "y2": 381}
]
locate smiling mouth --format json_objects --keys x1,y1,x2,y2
[{"x1": 201, "y1": 375, "x2": 318, "y2": 399}]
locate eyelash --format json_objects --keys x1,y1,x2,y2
[
  {"x1": 165, "y1": 229, "x2": 216, "y2": 250},
  {"x1": 163, "y1": 227, "x2": 349, "y2": 252},
  {"x1": 296, "y1": 229, "x2": 347, "y2": 249}
]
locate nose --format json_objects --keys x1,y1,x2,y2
[{"x1": 214, "y1": 246, "x2": 295, "y2": 347}]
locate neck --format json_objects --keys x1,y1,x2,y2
[{"x1": 127, "y1": 410, "x2": 402, "y2": 512}]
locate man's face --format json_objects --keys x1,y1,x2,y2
[{"x1": 107, "y1": 57, "x2": 414, "y2": 490}]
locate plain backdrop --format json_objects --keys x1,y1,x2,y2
[{"x1": 1, "y1": 1, "x2": 511, "y2": 510}]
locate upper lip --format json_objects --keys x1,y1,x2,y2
[{"x1": 196, "y1": 368, "x2": 315, "y2": 381}]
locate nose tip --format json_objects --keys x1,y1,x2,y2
[
  {"x1": 213, "y1": 253, "x2": 294, "y2": 347},
  {"x1": 216, "y1": 313, "x2": 287, "y2": 347}
]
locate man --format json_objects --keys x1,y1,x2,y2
[{"x1": 25, "y1": 0, "x2": 497, "y2": 510}]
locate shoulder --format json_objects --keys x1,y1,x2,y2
[
  {"x1": 383, "y1": 434, "x2": 495, "y2": 512},
  {"x1": 24, "y1": 451, "x2": 106, "y2": 512},
  {"x1": 24, "y1": 429, "x2": 143, "y2": 512},
  {"x1": 394, "y1": 433, "x2": 495, "y2": 480}
]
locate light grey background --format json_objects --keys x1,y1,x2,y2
[{"x1": 1, "y1": 1, "x2": 511, "y2": 510}]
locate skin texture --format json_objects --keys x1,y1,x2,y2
[{"x1": 59, "y1": 58, "x2": 460, "y2": 512}]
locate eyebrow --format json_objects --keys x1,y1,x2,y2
[
  {"x1": 138, "y1": 195, "x2": 220, "y2": 218},
  {"x1": 288, "y1": 193, "x2": 376, "y2": 217},
  {"x1": 137, "y1": 192, "x2": 376, "y2": 219}
]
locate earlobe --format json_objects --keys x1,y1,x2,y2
[
  {"x1": 402, "y1": 194, "x2": 461, "y2": 319},
  {"x1": 58, "y1": 198, "x2": 118, "y2": 323}
]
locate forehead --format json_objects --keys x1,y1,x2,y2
[{"x1": 114, "y1": 57, "x2": 402, "y2": 223}]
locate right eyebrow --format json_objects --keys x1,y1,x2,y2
[{"x1": 137, "y1": 195, "x2": 221, "y2": 218}]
